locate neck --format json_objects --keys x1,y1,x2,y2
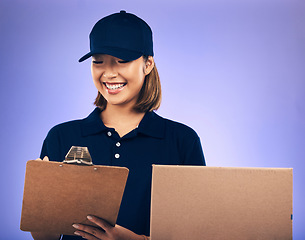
[{"x1": 101, "y1": 104, "x2": 145, "y2": 127}]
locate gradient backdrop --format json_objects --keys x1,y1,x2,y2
[{"x1": 1, "y1": 0, "x2": 304, "y2": 239}]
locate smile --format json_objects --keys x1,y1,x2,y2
[{"x1": 104, "y1": 82, "x2": 126, "y2": 90}]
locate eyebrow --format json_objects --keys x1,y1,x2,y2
[
  {"x1": 92, "y1": 54, "x2": 105, "y2": 60},
  {"x1": 92, "y1": 57, "x2": 103, "y2": 61}
]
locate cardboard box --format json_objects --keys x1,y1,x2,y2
[{"x1": 150, "y1": 165, "x2": 292, "y2": 240}]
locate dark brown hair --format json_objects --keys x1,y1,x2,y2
[{"x1": 94, "y1": 56, "x2": 162, "y2": 112}]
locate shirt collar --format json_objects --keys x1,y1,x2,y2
[
  {"x1": 81, "y1": 108, "x2": 108, "y2": 136},
  {"x1": 81, "y1": 108, "x2": 165, "y2": 139},
  {"x1": 137, "y1": 111, "x2": 165, "y2": 139}
]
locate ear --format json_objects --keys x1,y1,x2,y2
[{"x1": 144, "y1": 56, "x2": 155, "y2": 75}]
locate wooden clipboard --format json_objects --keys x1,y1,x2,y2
[{"x1": 20, "y1": 160, "x2": 129, "y2": 235}]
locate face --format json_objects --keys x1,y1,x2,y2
[{"x1": 91, "y1": 54, "x2": 154, "y2": 109}]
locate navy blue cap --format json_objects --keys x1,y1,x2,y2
[{"x1": 79, "y1": 10, "x2": 154, "y2": 62}]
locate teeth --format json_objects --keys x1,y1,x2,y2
[{"x1": 105, "y1": 83, "x2": 125, "y2": 90}]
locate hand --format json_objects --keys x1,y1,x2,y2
[
  {"x1": 31, "y1": 232, "x2": 61, "y2": 240},
  {"x1": 35, "y1": 156, "x2": 50, "y2": 161},
  {"x1": 72, "y1": 215, "x2": 145, "y2": 240}
]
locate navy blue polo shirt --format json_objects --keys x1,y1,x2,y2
[{"x1": 40, "y1": 107, "x2": 205, "y2": 239}]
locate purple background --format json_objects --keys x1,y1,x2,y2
[{"x1": 1, "y1": 0, "x2": 304, "y2": 239}]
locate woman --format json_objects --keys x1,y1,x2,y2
[{"x1": 32, "y1": 10, "x2": 205, "y2": 240}]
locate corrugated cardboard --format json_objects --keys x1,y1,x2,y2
[
  {"x1": 20, "y1": 160, "x2": 129, "y2": 235},
  {"x1": 150, "y1": 165, "x2": 292, "y2": 240}
]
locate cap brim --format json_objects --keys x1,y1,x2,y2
[
  {"x1": 79, "y1": 52, "x2": 93, "y2": 62},
  {"x1": 78, "y1": 47, "x2": 143, "y2": 62}
]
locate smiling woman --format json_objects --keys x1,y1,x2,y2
[
  {"x1": 32, "y1": 10, "x2": 205, "y2": 240},
  {"x1": 93, "y1": 54, "x2": 161, "y2": 113},
  {"x1": 91, "y1": 54, "x2": 154, "y2": 111}
]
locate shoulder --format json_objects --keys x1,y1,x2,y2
[
  {"x1": 45, "y1": 108, "x2": 103, "y2": 135},
  {"x1": 152, "y1": 112, "x2": 205, "y2": 166},
  {"x1": 41, "y1": 119, "x2": 83, "y2": 160},
  {"x1": 153, "y1": 112, "x2": 200, "y2": 139},
  {"x1": 45, "y1": 108, "x2": 102, "y2": 139},
  {"x1": 41, "y1": 108, "x2": 102, "y2": 160},
  {"x1": 165, "y1": 117, "x2": 198, "y2": 136},
  {"x1": 145, "y1": 112, "x2": 202, "y2": 151},
  {"x1": 46, "y1": 118, "x2": 83, "y2": 139}
]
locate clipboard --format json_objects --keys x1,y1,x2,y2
[{"x1": 20, "y1": 160, "x2": 129, "y2": 235}]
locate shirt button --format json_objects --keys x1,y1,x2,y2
[
  {"x1": 115, "y1": 153, "x2": 120, "y2": 159},
  {"x1": 107, "y1": 131, "x2": 112, "y2": 137},
  {"x1": 116, "y1": 142, "x2": 121, "y2": 147}
]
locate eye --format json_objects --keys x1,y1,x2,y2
[
  {"x1": 92, "y1": 60, "x2": 103, "y2": 64},
  {"x1": 118, "y1": 60, "x2": 130, "y2": 64}
]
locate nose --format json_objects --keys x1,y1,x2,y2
[{"x1": 102, "y1": 66, "x2": 118, "y2": 79}]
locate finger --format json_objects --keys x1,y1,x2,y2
[
  {"x1": 35, "y1": 156, "x2": 50, "y2": 161},
  {"x1": 72, "y1": 224, "x2": 105, "y2": 239},
  {"x1": 74, "y1": 230, "x2": 100, "y2": 240},
  {"x1": 87, "y1": 215, "x2": 112, "y2": 232}
]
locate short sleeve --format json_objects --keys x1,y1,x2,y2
[
  {"x1": 40, "y1": 126, "x2": 64, "y2": 162},
  {"x1": 182, "y1": 133, "x2": 206, "y2": 166}
]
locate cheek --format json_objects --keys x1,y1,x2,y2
[
  {"x1": 126, "y1": 60, "x2": 146, "y2": 78},
  {"x1": 92, "y1": 74, "x2": 100, "y2": 87},
  {"x1": 129, "y1": 70, "x2": 145, "y2": 88},
  {"x1": 132, "y1": 64, "x2": 146, "y2": 84},
  {"x1": 91, "y1": 68, "x2": 103, "y2": 90}
]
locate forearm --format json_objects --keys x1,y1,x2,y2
[{"x1": 31, "y1": 232, "x2": 61, "y2": 240}]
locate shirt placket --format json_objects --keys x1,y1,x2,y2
[{"x1": 106, "y1": 130, "x2": 122, "y2": 164}]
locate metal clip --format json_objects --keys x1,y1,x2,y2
[{"x1": 63, "y1": 146, "x2": 93, "y2": 165}]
